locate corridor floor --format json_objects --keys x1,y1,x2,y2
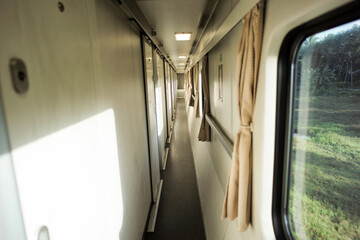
[{"x1": 144, "y1": 100, "x2": 206, "y2": 240}]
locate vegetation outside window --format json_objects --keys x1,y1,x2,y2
[{"x1": 286, "y1": 19, "x2": 360, "y2": 239}]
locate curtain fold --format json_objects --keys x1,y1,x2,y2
[
  {"x1": 185, "y1": 71, "x2": 188, "y2": 101},
  {"x1": 185, "y1": 71, "x2": 191, "y2": 104},
  {"x1": 185, "y1": 71, "x2": 189, "y2": 102},
  {"x1": 193, "y1": 63, "x2": 200, "y2": 117},
  {"x1": 188, "y1": 68, "x2": 195, "y2": 106},
  {"x1": 222, "y1": 1, "x2": 264, "y2": 232},
  {"x1": 198, "y1": 55, "x2": 211, "y2": 141}
]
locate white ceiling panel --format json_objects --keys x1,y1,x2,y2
[{"x1": 136, "y1": 0, "x2": 206, "y2": 72}]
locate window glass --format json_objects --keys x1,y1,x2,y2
[{"x1": 288, "y1": 19, "x2": 360, "y2": 240}]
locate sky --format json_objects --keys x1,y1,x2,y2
[{"x1": 314, "y1": 18, "x2": 360, "y2": 40}]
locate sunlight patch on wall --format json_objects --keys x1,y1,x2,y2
[{"x1": 11, "y1": 109, "x2": 123, "y2": 240}]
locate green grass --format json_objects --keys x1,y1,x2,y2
[{"x1": 288, "y1": 89, "x2": 360, "y2": 240}]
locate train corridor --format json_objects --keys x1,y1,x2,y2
[{"x1": 144, "y1": 100, "x2": 206, "y2": 240}]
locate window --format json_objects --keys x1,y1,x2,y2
[{"x1": 273, "y1": 3, "x2": 360, "y2": 240}]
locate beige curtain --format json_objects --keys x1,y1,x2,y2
[
  {"x1": 193, "y1": 63, "x2": 200, "y2": 117},
  {"x1": 185, "y1": 71, "x2": 190, "y2": 103},
  {"x1": 198, "y1": 55, "x2": 211, "y2": 141},
  {"x1": 222, "y1": 1, "x2": 264, "y2": 232},
  {"x1": 188, "y1": 68, "x2": 195, "y2": 106},
  {"x1": 186, "y1": 71, "x2": 191, "y2": 104}
]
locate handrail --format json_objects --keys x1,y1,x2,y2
[{"x1": 205, "y1": 114, "x2": 233, "y2": 157}]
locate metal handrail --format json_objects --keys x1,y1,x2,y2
[{"x1": 205, "y1": 114, "x2": 233, "y2": 157}]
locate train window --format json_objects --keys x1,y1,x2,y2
[{"x1": 285, "y1": 19, "x2": 360, "y2": 239}]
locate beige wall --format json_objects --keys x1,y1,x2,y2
[
  {"x1": 177, "y1": 89, "x2": 185, "y2": 99},
  {"x1": 186, "y1": 0, "x2": 351, "y2": 239},
  {"x1": 0, "y1": 0, "x2": 151, "y2": 239},
  {"x1": 177, "y1": 73, "x2": 185, "y2": 89}
]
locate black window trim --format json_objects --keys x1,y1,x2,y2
[{"x1": 272, "y1": 1, "x2": 360, "y2": 239}]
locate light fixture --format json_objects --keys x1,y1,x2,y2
[
  {"x1": 175, "y1": 32, "x2": 192, "y2": 41},
  {"x1": 178, "y1": 56, "x2": 187, "y2": 59},
  {"x1": 179, "y1": 63, "x2": 185, "y2": 65}
]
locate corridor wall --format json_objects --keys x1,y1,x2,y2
[
  {"x1": 186, "y1": 22, "x2": 246, "y2": 240},
  {"x1": 185, "y1": 0, "x2": 350, "y2": 239},
  {"x1": 0, "y1": 0, "x2": 151, "y2": 239}
]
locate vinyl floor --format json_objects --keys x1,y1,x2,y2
[{"x1": 144, "y1": 100, "x2": 206, "y2": 240}]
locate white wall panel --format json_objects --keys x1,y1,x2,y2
[
  {"x1": 165, "y1": 62, "x2": 173, "y2": 132},
  {"x1": 143, "y1": 40, "x2": 161, "y2": 202},
  {"x1": 156, "y1": 53, "x2": 167, "y2": 150},
  {"x1": 90, "y1": 1, "x2": 152, "y2": 238},
  {"x1": 0, "y1": 0, "x2": 151, "y2": 239}
]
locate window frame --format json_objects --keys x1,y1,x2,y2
[{"x1": 272, "y1": 2, "x2": 360, "y2": 239}]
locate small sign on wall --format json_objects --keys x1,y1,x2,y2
[{"x1": 218, "y1": 64, "x2": 223, "y2": 101}]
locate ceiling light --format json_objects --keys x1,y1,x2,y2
[
  {"x1": 175, "y1": 33, "x2": 192, "y2": 41},
  {"x1": 178, "y1": 56, "x2": 187, "y2": 59},
  {"x1": 179, "y1": 63, "x2": 185, "y2": 66}
]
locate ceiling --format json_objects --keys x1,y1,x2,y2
[{"x1": 136, "y1": 0, "x2": 206, "y2": 73}]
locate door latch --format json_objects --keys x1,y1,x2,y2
[{"x1": 9, "y1": 58, "x2": 29, "y2": 94}]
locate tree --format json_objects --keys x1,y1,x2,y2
[{"x1": 295, "y1": 22, "x2": 360, "y2": 92}]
